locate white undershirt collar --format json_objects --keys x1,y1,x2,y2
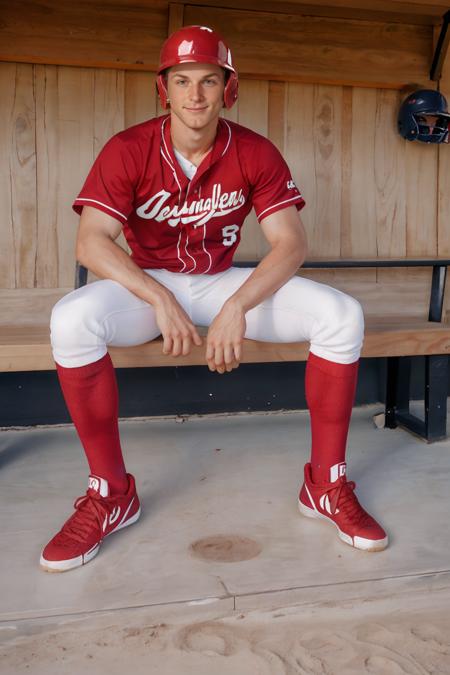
[{"x1": 173, "y1": 148, "x2": 197, "y2": 180}]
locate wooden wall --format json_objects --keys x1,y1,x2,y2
[
  {"x1": 0, "y1": 64, "x2": 159, "y2": 292},
  {"x1": 1, "y1": 1, "x2": 449, "y2": 324}
]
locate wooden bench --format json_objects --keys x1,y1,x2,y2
[{"x1": 1, "y1": 258, "x2": 450, "y2": 442}]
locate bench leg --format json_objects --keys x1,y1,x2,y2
[
  {"x1": 385, "y1": 355, "x2": 448, "y2": 442},
  {"x1": 424, "y1": 355, "x2": 448, "y2": 442},
  {"x1": 385, "y1": 356, "x2": 411, "y2": 429}
]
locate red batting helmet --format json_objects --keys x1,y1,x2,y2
[{"x1": 156, "y1": 25, "x2": 238, "y2": 109}]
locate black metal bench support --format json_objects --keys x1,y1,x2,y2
[
  {"x1": 386, "y1": 355, "x2": 449, "y2": 442},
  {"x1": 385, "y1": 264, "x2": 448, "y2": 442}
]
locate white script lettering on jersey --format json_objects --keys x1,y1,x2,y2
[{"x1": 136, "y1": 183, "x2": 246, "y2": 228}]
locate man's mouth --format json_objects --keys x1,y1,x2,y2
[{"x1": 184, "y1": 106, "x2": 208, "y2": 112}]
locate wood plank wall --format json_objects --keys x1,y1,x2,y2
[
  {"x1": 0, "y1": 1, "x2": 449, "y2": 324},
  {"x1": 0, "y1": 63, "x2": 441, "y2": 307}
]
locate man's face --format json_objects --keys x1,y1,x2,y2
[{"x1": 166, "y1": 63, "x2": 225, "y2": 132}]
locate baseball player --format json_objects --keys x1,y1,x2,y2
[{"x1": 40, "y1": 25, "x2": 387, "y2": 572}]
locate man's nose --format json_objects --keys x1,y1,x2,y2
[{"x1": 189, "y1": 83, "x2": 204, "y2": 100}]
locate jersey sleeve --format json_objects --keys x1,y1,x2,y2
[
  {"x1": 72, "y1": 135, "x2": 137, "y2": 224},
  {"x1": 247, "y1": 138, "x2": 305, "y2": 222}
]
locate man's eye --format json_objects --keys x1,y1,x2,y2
[{"x1": 204, "y1": 79, "x2": 217, "y2": 85}]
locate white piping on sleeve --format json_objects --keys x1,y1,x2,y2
[
  {"x1": 256, "y1": 195, "x2": 304, "y2": 221},
  {"x1": 74, "y1": 198, "x2": 127, "y2": 221}
]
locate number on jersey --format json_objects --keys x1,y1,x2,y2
[{"x1": 222, "y1": 224, "x2": 239, "y2": 247}]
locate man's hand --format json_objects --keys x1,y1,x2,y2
[
  {"x1": 153, "y1": 293, "x2": 202, "y2": 356},
  {"x1": 206, "y1": 300, "x2": 246, "y2": 374}
]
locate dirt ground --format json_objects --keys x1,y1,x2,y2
[{"x1": 2, "y1": 587, "x2": 450, "y2": 675}]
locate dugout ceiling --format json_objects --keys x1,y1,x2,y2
[{"x1": 0, "y1": 0, "x2": 449, "y2": 89}]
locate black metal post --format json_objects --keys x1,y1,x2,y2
[
  {"x1": 424, "y1": 355, "x2": 449, "y2": 441},
  {"x1": 430, "y1": 10, "x2": 450, "y2": 81},
  {"x1": 429, "y1": 265, "x2": 447, "y2": 322},
  {"x1": 385, "y1": 357, "x2": 399, "y2": 428},
  {"x1": 385, "y1": 356, "x2": 412, "y2": 429}
]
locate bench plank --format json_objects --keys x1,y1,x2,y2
[{"x1": 1, "y1": 321, "x2": 450, "y2": 372}]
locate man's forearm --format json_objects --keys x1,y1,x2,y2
[
  {"x1": 227, "y1": 242, "x2": 306, "y2": 313},
  {"x1": 77, "y1": 234, "x2": 171, "y2": 306}
]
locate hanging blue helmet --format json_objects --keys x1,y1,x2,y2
[{"x1": 397, "y1": 89, "x2": 450, "y2": 143}]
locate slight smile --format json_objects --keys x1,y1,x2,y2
[{"x1": 184, "y1": 106, "x2": 209, "y2": 112}]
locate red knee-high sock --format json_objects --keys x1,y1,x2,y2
[
  {"x1": 56, "y1": 353, "x2": 128, "y2": 495},
  {"x1": 305, "y1": 352, "x2": 359, "y2": 484}
]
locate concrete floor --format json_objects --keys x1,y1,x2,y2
[{"x1": 1, "y1": 404, "x2": 450, "y2": 629}]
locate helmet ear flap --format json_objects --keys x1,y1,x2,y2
[
  {"x1": 223, "y1": 72, "x2": 238, "y2": 109},
  {"x1": 156, "y1": 73, "x2": 169, "y2": 109}
]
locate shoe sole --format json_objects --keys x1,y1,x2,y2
[
  {"x1": 40, "y1": 506, "x2": 141, "y2": 573},
  {"x1": 298, "y1": 500, "x2": 388, "y2": 552}
]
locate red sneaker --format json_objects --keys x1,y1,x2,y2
[
  {"x1": 40, "y1": 473, "x2": 141, "y2": 572},
  {"x1": 298, "y1": 463, "x2": 388, "y2": 551}
]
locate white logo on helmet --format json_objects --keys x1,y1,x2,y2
[{"x1": 178, "y1": 40, "x2": 193, "y2": 56}]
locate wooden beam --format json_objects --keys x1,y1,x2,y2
[
  {"x1": 184, "y1": 5, "x2": 434, "y2": 89},
  {"x1": 179, "y1": 0, "x2": 450, "y2": 25},
  {"x1": 0, "y1": 0, "x2": 167, "y2": 71},
  {"x1": 0, "y1": 2, "x2": 438, "y2": 88},
  {"x1": 168, "y1": 3, "x2": 184, "y2": 36}
]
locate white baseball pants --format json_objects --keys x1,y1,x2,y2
[{"x1": 50, "y1": 267, "x2": 364, "y2": 368}]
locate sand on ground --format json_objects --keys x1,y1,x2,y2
[{"x1": 2, "y1": 586, "x2": 450, "y2": 675}]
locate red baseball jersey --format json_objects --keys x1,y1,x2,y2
[{"x1": 73, "y1": 115, "x2": 305, "y2": 274}]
